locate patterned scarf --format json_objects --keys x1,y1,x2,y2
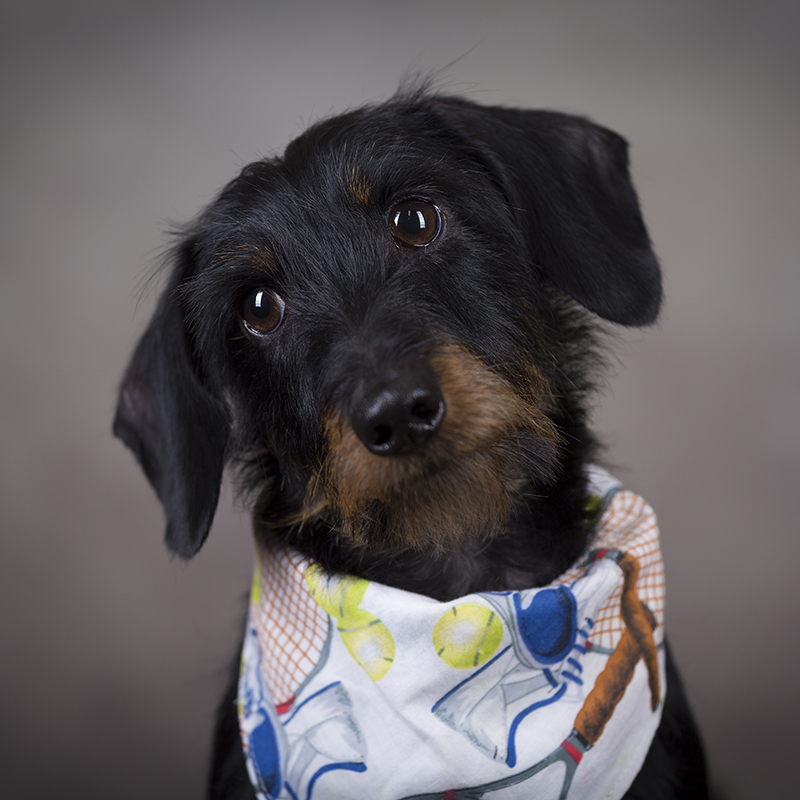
[{"x1": 238, "y1": 467, "x2": 665, "y2": 800}]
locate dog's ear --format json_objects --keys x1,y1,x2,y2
[
  {"x1": 432, "y1": 100, "x2": 661, "y2": 326},
  {"x1": 113, "y1": 240, "x2": 230, "y2": 558}
]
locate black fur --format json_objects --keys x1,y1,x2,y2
[{"x1": 114, "y1": 92, "x2": 707, "y2": 798}]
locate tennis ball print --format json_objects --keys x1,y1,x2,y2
[
  {"x1": 337, "y1": 608, "x2": 396, "y2": 681},
  {"x1": 306, "y1": 566, "x2": 395, "y2": 681},
  {"x1": 433, "y1": 603, "x2": 504, "y2": 669}
]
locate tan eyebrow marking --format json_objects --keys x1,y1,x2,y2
[
  {"x1": 347, "y1": 166, "x2": 372, "y2": 208},
  {"x1": 214, "y1": 245, "x2": 278, "y2": 274}
]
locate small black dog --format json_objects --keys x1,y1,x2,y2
[{"x1": 114, "y1": 91, "x2": 707, "y2": 799}]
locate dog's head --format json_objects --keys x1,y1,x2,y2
[{"x1": 114, "y1": 95, "x2": 660, "y2": 560}]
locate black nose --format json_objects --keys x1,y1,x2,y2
[{"x1": 351, "y1": 371, "x2": 445, "y2": 456}]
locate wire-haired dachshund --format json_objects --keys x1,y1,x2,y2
[{"x1": 114, "y1": 90, "x2": 708, "y2": 799}]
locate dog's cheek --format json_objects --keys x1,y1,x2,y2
[{"x1": 431, "y1": 342, "x2": 561, "y2": 453}]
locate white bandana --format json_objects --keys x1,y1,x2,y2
[{"x1": 238, "y1": 467, "x2": 665, "y2": 800}]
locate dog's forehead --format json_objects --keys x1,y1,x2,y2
[
  {"x1": 284, "y1": 103, "x2": 447, "y2": 173},
  {"x1": 224, "y1": 105, "x2": 477, "y2": 222}
]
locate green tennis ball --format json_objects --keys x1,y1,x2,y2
[
  {"x1": 306, "y1": 566, "x2": 395, "y2": 681},
  {"x1": 306, "y1": 566, "x2": 368, "y2": 617},
  {"x1": 584, "y1": 493, "x2": 604, "y2": 526},
  {"x1": 249, "y1": 561, "x2": 262, "y2": 605},
  {"x1": 433, "y1": 602, "x2": 504, "y2": 669},
  {"x1": 338, "y1": 611, "x2": 395, "y2": 681}
]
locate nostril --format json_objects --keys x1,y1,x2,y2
[
  {"x1": 409, "y1": 392, "x2": 444, "y2": 427},
  {"x1": 372, "y1": 424, "x2": 393, "y2": 447},
  {"x1": 411, "y1": 400, "x2": 436, "y2": 421},
  {"x1": 406, "y1": 397, "x2": 444, "y2": 446}
]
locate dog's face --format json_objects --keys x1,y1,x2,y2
[{"x1": 114, "y1": 95, "x2": 660, "y2": 566}]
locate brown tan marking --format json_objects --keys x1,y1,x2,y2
[
  {"x1": 250, "y1": 246, "x2": 279, "y2": 273},
  {"x1": 298, "y1": 342, "x2": 562, "y2": 551},
  {"x1": 347, "y1": 166, "x2": 372, "y2": 208},
  {"x1": 212, "y1": 245, "x2": 278, "y2": 274}
]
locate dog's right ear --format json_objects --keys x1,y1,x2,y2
[{"x1": 113, "y1": 239, "x2": 230, "y2": 558}]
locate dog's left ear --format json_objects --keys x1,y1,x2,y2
[
  {"x1": 432, "y1": 100, "x2": 661, "y2": 326},
  {"x1": 113, "y1": 240, "x2": 230, "y2": 558}
]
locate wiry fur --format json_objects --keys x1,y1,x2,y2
[{"x1": 114, "y1": 91, "x2": 708, "y2": 798}]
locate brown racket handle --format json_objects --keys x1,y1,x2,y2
[
  {"x1": 573, "y1": 601, "x2": 657, "y2": 746},
  {"x1": 617, "y1": 553, "x2": 660, "y2": 710}
]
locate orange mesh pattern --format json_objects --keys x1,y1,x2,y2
[
  {"x1": 250, "y1": 546, "x2": 329, "y2": 705},
  {"x1": 559, "y1": 489, "x2": 665, "y2": 651}
]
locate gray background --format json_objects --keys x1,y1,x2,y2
[{"x1": 2, "y1": 1, "x2": 798, "y2": 797}]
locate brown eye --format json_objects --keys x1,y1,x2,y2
[
  {"x1": 389, "y1": 199, "x2": 441, "y2": 247},
  {"x1": 240, "y1": 288, "x2": 285, "y2": 334}
]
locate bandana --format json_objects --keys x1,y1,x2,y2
[{"x1": 238, "y1": 467, "x2": 665, "y2": 800}]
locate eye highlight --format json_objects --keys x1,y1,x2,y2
[
  {"x1": 389, "y1": 199, "x2": 442, "y2": 247},
  {"x1": 240, "y1": 288, "x2": 285, "y2": 335}
]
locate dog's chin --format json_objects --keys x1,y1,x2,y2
[{"x1": 299, "y1": 428, "x2": 561, "y2": 553}]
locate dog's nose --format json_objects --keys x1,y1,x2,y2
[{"x1": 351, "y1": 371, "x2": 445, "y2": 456}]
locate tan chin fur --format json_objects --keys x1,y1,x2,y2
[{"x1": 299, "y1": 342, "x2": 561, "y2": 551}]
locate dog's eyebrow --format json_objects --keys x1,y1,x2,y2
[
  {"x1": 213, "y1": 244, "x2": 279, "y2": 274},
  {"x1": 346, "y1": 165, "x2": 373, "y2": 209}
]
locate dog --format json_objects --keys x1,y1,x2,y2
[{"x1": 114, "y1": 90, "x2": 708, "y2": 799}]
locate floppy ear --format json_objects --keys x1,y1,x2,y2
[
  {"x1": 113, "y1": 241, "x2": 230, "y2": 558},
  {"x1": 433, "y1": 100, "x2": 661, "y2": 325}
]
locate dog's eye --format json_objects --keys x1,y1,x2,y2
[
  {"x1": 240, "y1": 288, "x2": 285, "y2": 335},
  {"x1": 389, "y1": 200, "x2": 441, "y2": 247}
]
